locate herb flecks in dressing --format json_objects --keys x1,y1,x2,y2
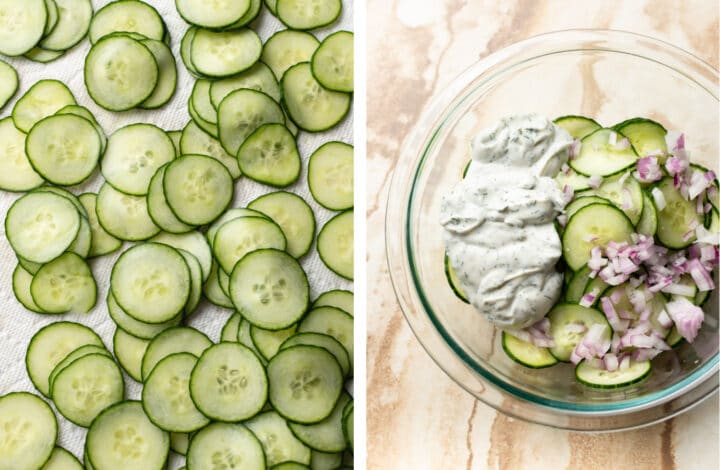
[{"x1": 440, "y1": 114, "x2": 572, "y2": 329}]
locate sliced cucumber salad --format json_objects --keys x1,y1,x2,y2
[{"x1": 448, "y1": 115, "x2": 718, "y2": 389}]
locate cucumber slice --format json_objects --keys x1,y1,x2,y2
[
  {"x1": 52, "y1": 353, "x2": 125, "y2": 427},
  {"x1": 107, "y1": 292, "x2": 181, "y2": 340},
  {"x1": 190, "y1": 28, "x2": 262, "y2": 78},
  {"x1": 564, "y1": 265, "x2": 591, "y2": 303},
  {"x1": 571, "y1": 128, "x2": 638, "y2": 177},
  {"x1": 251, "y1": 324, "x2": 298, "y2": 360},
  {"x1": 230, "y1": 249, "x2": 310, "y2": 330},
  {"x1": 203, "y1": 262, "x2": 234, "y2": 308},
  {"x1": 282, "y1": 62, "x2": 350, "y2": 132},
  {"x1": 310, "y1": 450, "x2": 343, "y2": 470},
  {"x1": 298, "y1": 307, "x2": 353, "y2": 368},
  {"x1": 147, "y1": 165, "x2": 194, "y2": 234},
  {"x1": 547, "y1": 304, "x2": 611, "y2": 362},
  {"x1": 103, "y1": 123, "x2": 175, "y2": 195},
  {"x1": 213, "y1": 216, "x2": 287, "y2": 273},
  {"x1": 342, "y1": 403, "x2": 353, "y2": 451},
  {"x1": 308, "y1": 142, "x2": 354, "y2": 211},
  {"x1": 113, "y1": 328, "x2": 150, "y2": 383},
  {"x1": 163, "y1": 154, "x2": 234, "y2": 226},
  {"x1": 248, "y1": 191, "x2": 316, "y2": 258},
  {"x1": 218, "y1": 88, "x2": 285, "y2": 156},
  {"x1": 18, "y1": 256, "x2": 42, "y2": 276},
  {"x1": 55, "y1": 105, "x2": 107, "y2": 154},
  {"x1": 96, "y1": 183, "x2": 161, "y2": 241},
  {"x1": 26, "y1": 114, "x2": 101, "y2": 186},
  {"x1": 187, "y1": 422, "x2": 265, "y2": 470},
  {"x1": 229, "y1": 0, "x2": 261, "y2": 28},
  {"x1": 565, "y1": 195, "x2": 611, "y2": 220},
  {"x1": 0, "y1": 392, "x2": 57, "y2": 470},
  {"x1": 168, "y1": 130, "x2": 182, "y2": 156},
  {"x1": 0, "y1": 0, "x2": 47, "y2": 56},
  {"x1": 178, "y1": 249, "x2": 203, "y2": 314},
  {"x1": 89, "y1": 0, "x2": 164, "y2": 44},
  {"x1": 636, "y1": 191, "x2": 658, "y2": 236},
  {"x1": 0, "y1": 60, "x2": 18, "y2": 109},
  {"x1": 12, "y1": 264, "x2": 44, "y2": 313},
  {"x1": 189, "y1": 342, "x2": 268, "y2": 421},
  {"x1": 24, "y1": 46, "x2": 65, "y2": 63},
  {"x1": 111, "y1": 243, "x2": 191, "y2": 324},
  {"x1": 613, "y1": 117, "x2": 667, "y2": 159},
  {"x1": 38, "y1": 0, "x2": 92, "y2": 51},
  {"x1": 289, "y1": 392, "x2": 350, "y2": 452},
  {"x1": 561, "y1": 203, "x2": 634, "y2": 271},
  {"x1": 190, "y1": 79, "x2": 217, "y2": 125},
  {"x1": 30, "y1": 252, "x2": 97, "y2": 314},
  {"x1": 262, "y1": 29, "x2": 319, "y2": 80},
  {"x1": 501, "y1": 332, "x2": 558, "y2": 369},
  {"x1": 246, "y1": 411, "x2": 312, "y2": 467},
  {"x1": 666, "y1": 326, "x2": 684, "y2": 347},
  {"x1": 150, "y1": 231, "x2": 213, "y2": 282},
  {"x1": 583, "y1": 275, "x2": 609, "y2": 306},
  {"x1": 66, "y1": 216, "x2": 92, "y2": 259},
  {"x1": 317, "y1": 210, "x2": 353, "y2": 279},
  {"x1": 311, "y1": 31, "x2": 353, "y2": 93},
  {"x1": 313, "y1": 290, "x2": 353, "y2": 316},
  {"x1": 581, "y1": 173, "x2": 643, "y2": 225},
  {"x1": 210, "y1": 61, "x2": 281, "y2": 107},
  {"x1": 238, "y1": 318, "x2": 268, "y2": 364},
  {"x1": 26, "y1": 321, "x2": 104, "y2": 396},
  {"x1": 86, "y1": 401, "x2": 169, "y2": 470},
  {"x1": 175, "y1": 0, "x2": 250, "y2": 28},
  {"x1": 0, "y1": 117, "x2": 44, "y2": 192},
  {"x1": 555, "y1": 168, "x2": 590, "y2": 191},
  {"x1": 42, "y1": 447, "x2": 83, "y2": 470},
  {"x1": 576, "y1": 359, "x2": 651, "y2": 388},
  {"x1": 268, "y1": 345, "x2": 343, "y2": 424},
  {"x1": 84, "y1": 35, "x2": 159, "y2": 111},
  {"x1": 207, "y1": 208, "x2": 270, "y2": 249},
  {"x1": 170, "y1": 432, "x2": 190, "y2": 456},
  {"x1": 265, "y1": 0, "x2": 278, "y2": 14},
  {"x1": 238, "y1": 123, "x2": 301, "y2": 187},
  {"x1": 280, "y1": 332, "x2": 351, "y2": 378},
  {"x1": 553, "y1": 115, "x2": 601, "y2": 139},
  {"x1": 141, "y1": 326, "x2": 211, "y2": 381},
  {"x1": 6, "y1": 191, "x2": 80, "y2": 264},
  {"x1": 221, "y1": 312, "x2": 243, "y2": 342},
  {"x1": 143, "y1": 353, "x2": 210, "y2": 433},
  {"x1": 276, "y1": 0, "x2": 341, "y2": 30},
  {"x1": 12, "y1": 79, "x2": 76, "y2": 133},
  {"x1": 139, "y1": 39, "x2": 178, "y2": 109},
  {"x1": 444, "y1": 252, "x2": 469, "y2": 303},
  {"x1": 655, "y1": 177, "x2": 704, "y2": 248},
  {"x1": 180, "y1": 120, "x2": 241, "y2": 179},
  {"x1": 273, "y1": 463, "x2": 311, "y2": 470},
  {"x1": 180, "y1": 26, "x2": 202, "y2": 77}
]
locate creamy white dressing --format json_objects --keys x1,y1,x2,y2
[{"x1": 440, "y1": 114, "x2": 573, "y2": 329}]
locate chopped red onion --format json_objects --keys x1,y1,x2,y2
[
  {"x1": 665, "y1": 130, "x2": 684, "y2": 152},
  {"x1": 613, "y1": 138, "x2": 631, "y2": 151},
  {"x1": 561, "y1": 185, "x2": 574, "y2": 205},
  {"x1": 661, "y1": 282, "x2": 696, "y2": 297},
  {"x1": 619, "y1": 355, "x2": 631, "y2": 371},
  {"x1": 657, "y1": 309, "x2": 673, "y2": 329},
  {"x1": 651, "y1": 187, "x2": 666, "y2": 210},
  {"x1": 557, "y1": 214, "x2": 568, "y2": 227},
  {"x1": 588, "y1": 174, "x2": 603, "y2": 189},
  {"x1": 565, "y1": 323, "x2": 587, "y2": 334},
  {"x1": 687, "y1": 258, "x2": 714, "y2": 291},
  {"x1": 666, "y1": 157, "x2": 689, "y2": 177},
  {"x1": 618, "y1": 171, "x2": 631, "y2": 185},
  {"x1": 603, "y1": 353, "x2": 619, "y2": 372},
  {"x1": 561, "y1": 162, "x2": 571, "y2": 174},
  {"x1": 580, "y1": 288, "x2": 599, "y2": 308},
  {"x1": 588, "y1": 246, "x2": 607, "y2": 272},
  {"x1": 635, "y1": 157, "x2": 663, "y2": 183},
  {"x1": 666, "y1": 296, "x2": 704, "y2": 342},
  {"x1": 695, "y1": 225, "x2": 719, "y2": 245}
]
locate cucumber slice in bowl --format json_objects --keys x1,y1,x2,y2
[
  {"x1": 553, "y1": 115, "x2": 600, "y2": 139},
  {"x1": 6, "y1": 191, "x2": 81, "y2": 264},
  {"x1": 30, "y1": 252, "x2": 97, "y2": 314},
  {"x1": 230, "y1": 248, "x2": 310, "y2": 330},
  {"x1": 86, "y1": 401, "x2": 169, "y2": 470},
  {"x1": 0, "y1": 0, "x2": 47, "y2": 56},
  {"x1": 189, "y1": 343, "x2": 268, "y2": 422},
  {"x1": 580, "y1": 173, "x2": 643, "y2": 225},
  {"x1": 547, "y1": 304, "x2": 611, "y2": 362},
  {"x1": 26, "y1": 114, "x2": 102, "y2": 186},
  {"x1": 0, "y1": 392, "x2": 57, "y2": 470},
  {"x1": 571, "y1": 128, "x2": 638, "y2": 177},
  {"x1": 576, "y1": 359, "x2": 652, "y2": 388},
  {"x1": 655, "y1": 177, "x2": 704, "y2": 249},
  {"x1": 187, "y1": 422, "x2": 265, "y2": 470},
  {"x1": 84, "y1": 35, "x2": 159, "y2": 111},
  {"x1": 612, "y1": 117, "x2": 667, "y2": 159},
  {"x1": 268, "y1": 345, "x2": 343, "y2": 424},
  {"x1": 311, "y1": 31, "x2": 353, "y2": 93},
  {"x1": 51, "y1": 353, "x2": 125, "y2": 427},
  {"x1": 282, "y1": 62, "x2": 351, "y2": 132},
  {"x1": 561, "y1": 203, "x2": 634, "y2": 271},
  {"x1": 502, "y1": 332, "x2": 558, "y2": 369}
]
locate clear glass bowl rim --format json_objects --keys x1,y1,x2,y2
[{"x1": 386, "y1": 28, "x2": 719, "y2": 428}]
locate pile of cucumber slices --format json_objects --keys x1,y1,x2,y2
[
  {"x1": 446, "y1": 115, "x2": 718, "y2": 389},
  {"x1": 0, "y1": 0, "x2": 354, "y2": 469}
]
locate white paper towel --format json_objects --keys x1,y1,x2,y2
[{"x1": 0, "y1": 1, "x2": 353, "y2": 467}]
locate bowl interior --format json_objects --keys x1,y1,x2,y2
[{"x1": 404, "y1": 39, "x2": 719, "y2": 411}]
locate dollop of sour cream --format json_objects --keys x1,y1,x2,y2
[{"x1": 440, "y1": 114, "x2": 573, "y2": 329}]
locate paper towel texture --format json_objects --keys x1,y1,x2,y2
[{"x1": 0, "y1": 1, "x2": 353, "y2": 467}]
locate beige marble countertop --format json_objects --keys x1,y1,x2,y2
[{"x1": 366, "y1": 1, "x2": 719, "y2": 468}]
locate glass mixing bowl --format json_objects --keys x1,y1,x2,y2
[{"x1": 386, "y1": 29, "x2": 719, "y2": 431}]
